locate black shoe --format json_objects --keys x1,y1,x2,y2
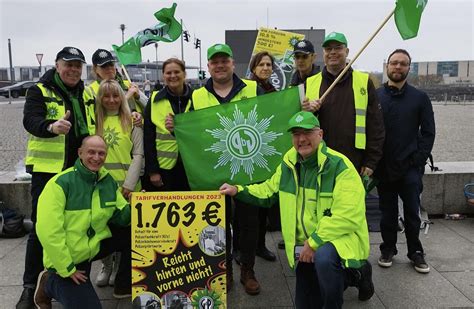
[
  {"x1": 16, "y1": 287, "x2": 35, "y2": 309},
  {"x1": 410, "y1": 252, "x2": 430, "y2": 274},
  {"x1": 277, "y1": 240, "x2": 285, "y2": 249},
  {"x1": 256, "y1": 246, "x2": 276, "y2": 261},
  {"x1": 378, "y1": 251, "x2": 395, "y2": 268},
  {"x1": 233, "y1": 250, "x2": 242, "y2": 266},
  {"x1": 357, "y1": 262, "x2": 375, "y2": 301},
  {"x1": 113, "y1": 285, "x2": 132, "y2": 299}
]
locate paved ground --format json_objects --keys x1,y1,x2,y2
[
  {"x1": 0, "y1": 99, "x2": 473, "y2": 172},
  {"x1": 1, "y1": 218, "x2": 474, "y2": 308}
]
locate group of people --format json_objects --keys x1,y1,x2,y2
[{"x1": 16, "y1": 29, "x2": 435, "y2": 309}]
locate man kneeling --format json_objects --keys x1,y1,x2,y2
[
  {"x1": 34, "y1": 135, "x2": 131, "y2": 308},
  {"x1": 220, "y1": 111, "x2": 374, "y2": 308}
]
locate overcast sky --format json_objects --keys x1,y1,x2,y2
[{"x1": 0, "y1": 0, "x2": 473, "y2": 73}]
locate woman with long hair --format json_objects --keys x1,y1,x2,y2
[{"x1": 94, "y1": 79, "x2": 143, "y2": 291}]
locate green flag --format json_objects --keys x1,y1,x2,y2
[
  {"x1": 174, "y1": 87, "x2": 302, "y2": 190},
  {"x1": 112, "y1": 3, "x2": 182, "y2": 65},
  {"x1": 394, "y1": 0, "x2": 428, "y2": 40}
]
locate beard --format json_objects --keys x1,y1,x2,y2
[{"x1": 387, "y1": 70, "x2": 408, "y2": 83}]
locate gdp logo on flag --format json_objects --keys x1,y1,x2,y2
[
  {"x1": 174, "y1": 87, "x2": 302, "y2": 190},
  {"x1": 205, "y1": 105, "x2": 283, "y2": 181}
]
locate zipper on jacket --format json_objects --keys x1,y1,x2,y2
[{"x1": 301, "y1": 166, "x2": 310, "y2": 239}]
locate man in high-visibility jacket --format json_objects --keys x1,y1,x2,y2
[
  {"x1": 191, "y1": 43, "x2": 264, "y2": 295},
  {"x1": 220, "y1": 111, "x2": 374, "y2": 308},
  {"x1": 303, "y1": 32, "x2": 384, "y2": 178},
  {"x1": 33, "y1": 135, "x2": 131, "y2": 308},
  {"x1": 18, "y1": 46, "x2": 94, "y2": 309}
]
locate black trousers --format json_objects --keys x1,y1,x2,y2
[
  {"x1": 23, "y1": 172, "x2": 54, "y2": 288},
  {"x1": 233, "y1": 200, "x2": 259, "y2": 267},
  {"x1": 378, "y1": 166, "x2": 424, "y2": 258}
]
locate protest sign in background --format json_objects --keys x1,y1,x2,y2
[{"x1": 246, "y1": 28, "x2": 305, "y2": 90}]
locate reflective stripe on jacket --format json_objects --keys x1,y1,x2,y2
[
  {"x1": 306, "y1": 71, "x2": 369, "y2": 149},
  {"x1": 191, "y1": 79, "x2": 257, "y2": 110},
  {"x1": 150, "y1": 92, "x2": 192, "y2": 169},
  {"x1": 236, "y1": 142, "x2": 369, "y2": 269},
  {"x1": 25, "y1": 83, "x2": 95, "y2": 173}
]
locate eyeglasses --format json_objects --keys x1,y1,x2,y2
[
  {"x1": 294, "y1": 54, "x2": 311, "y2": 60},
  {"x1": 388, "y1": 61, "x2": 410, "y2": 67},
  {"x1": 323, "y1": 45, "x2": 344, "y2": 52}
]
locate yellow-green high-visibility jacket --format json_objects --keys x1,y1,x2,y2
[
  {"x1": 36, "y1": 158, "x2": 130, "y2": 278},
  {"x1": 97, "y1": 116, "x2": 140, "y2": 191},
  {"x1": 191, "y1": 79, "x2": 257, "y2": 110},
  {"x1": 149, "y1": 92, "x2": 192, "y2": 170},
  {"x1": 306, "y1": 71, "x2": 369, "y2": 149},
  {"x1": 25, "y1": 83, "x2": 95, "y2": 173},
  {"x1": 236, "y1": 141, "x2": 369, "y2": 269}
]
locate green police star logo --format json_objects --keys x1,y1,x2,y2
[
  {"x1": 47, "y1": 106, "x2": 59, "y2": 119},
  {"x1": 205, "y1": 105, "x2": 283, "y2": 181},
  {"x1": 191, "y1": 287, "x2": 223, "y2": 309},
  {"x1": 323, "y1": 208, "x2": 332, "y2": 217},
  {"x1": 103, "y1": 126, "x2": 120, "y2": 149},
  {"x1": 360, "y1": 87, "x2": 367, "y2": 96},
  {"x1": 289, "y1": 36, "x2": 300, "y2": 48}
]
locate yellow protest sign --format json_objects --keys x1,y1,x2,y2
[
  {"x1": 131, "y1": 191, "x2": 227, "y2": 308},
  {"x1": 248, "y1": 27, "x2": 305, "y2": 90}
]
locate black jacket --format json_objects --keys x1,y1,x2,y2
[
  {"x1": 375, "y1": 82, "x2": 436, "y2": 182},
  {"x1": 23, "y1": 68, "x2": 89, "y2": 173},
  {"x1": 313, "y1": 67, "x2": 385, "y2": 172},
  {"x1": 143, "y1": 84, "x2": 193, "y2": 175}
]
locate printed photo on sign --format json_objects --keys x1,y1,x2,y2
[{"x1": 199, "y1": 226, "x2": 225, "y2": 256}]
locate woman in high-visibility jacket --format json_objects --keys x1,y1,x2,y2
[
  {"x1": 88, "y1": 48, "x2": 147, "y2": 114},
  {"x1": 232, "y1": 51, "x2": 278, "y2": 265},
  {"x1": 143, "y1": 58, "x2": 193, "y2": 191},
  {"x1": 94, "y1": 79, "x2": 144, "y2": 289}
]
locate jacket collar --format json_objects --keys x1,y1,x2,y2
[
  {"x1": 153, "y1": 84, "x2": 191, "y2": 102},
  {"x1": 204, "y1": 74, "x2": 246, "y2": 102},
  {"x1": 383, "y1": 81, "x2": 408, "y2": 97},
  {"x1": 74, "y1": 158, "x2": 109, "y2": 184},
  {"x1": 284, "y1": 141, "x2": 329, "y2": 174}
]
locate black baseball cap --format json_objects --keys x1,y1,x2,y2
[
  {"x1": 293, "y1": 39, "x2": 315, "y2": 55},
  {"x1": 55, "y1": 46, "x2": 86, "y2": 63},
  {"x1": 92, "y1": 49, "x2": 116, "y2": 66}
]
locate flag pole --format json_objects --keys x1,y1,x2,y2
[
  {"x1": 121, "y1": 64, "x2": 132, "y2": 82},
  {"x1": 319, "y1": 7, "x2": 396, "y2": 103}
]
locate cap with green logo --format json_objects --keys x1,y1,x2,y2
[
  {"x1": 287, "y1": 111, "x2": 320, "y2": 132},
  {"x1": 322, "y1": 32, "x2": 348, "y2": 47},
  {"x1": 207, "y1": 43, "x2": 233, "y2": 60}
]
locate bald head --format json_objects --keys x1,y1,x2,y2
[{"x1": 78, "y1": 135, "x2": 107, "y2": 172}]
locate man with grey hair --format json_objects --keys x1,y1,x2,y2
[{"x1": 17, "y1": 46, "x2": 94, "y2": 309}]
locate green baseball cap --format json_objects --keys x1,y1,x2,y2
[
  {"x1": 287, "y1": 111, "x2": 320, "y2": 132},
  {"x1": 207, "y1": 43, "x2": 233, "y2": 60},
  {"x1": 322, "y1": 32, "x2": 348, "y2": 47}
]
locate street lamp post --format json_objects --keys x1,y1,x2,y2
[
  {"x1": 154, "y1": 43, "x2": 159, "y2": 81},
  {"x1": 119, "y1": 24, "x2": 126, "y2": 44}
]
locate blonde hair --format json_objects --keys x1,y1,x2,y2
[{"x1": 95, "y1": 79, "x2": 132, "y2": 136}]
